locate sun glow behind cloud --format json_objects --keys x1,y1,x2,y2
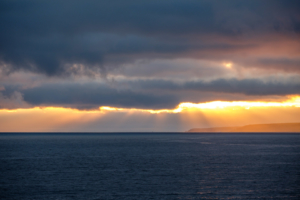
[
  {"x1": 178, "y1": 96, "x2": 300, "y2": 110},
  {"x1": 0, "y1": 96, "x2": 299, "y2": 132},
  {"x1": 99, "y1": 96, "x2": 300, "y2": 113},
  {"x1": 223, "y1": 62, "x2": 233, "y2": 69}
]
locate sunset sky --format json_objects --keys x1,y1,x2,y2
[{"x1": 1, "y1": 0, "x2": 300, "y2": 132}]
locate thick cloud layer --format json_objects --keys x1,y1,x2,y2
[
  {"x1": 1, "y1": 0, "x2": 299, "y2": 75},
  {"x1": 1, "y1": 0, "x2": 300, "y2": 110},
  {"x1": 0, "y1": 77, "x2": 298, "y2": 109}
]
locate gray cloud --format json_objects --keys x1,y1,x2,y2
[
  {"x1": 250, "y1": 58, "x2": 300, "y2": 72},
  {"x1": 0, "y1": 0, "x2": 299, "y2": 76},
  {"x1": 1, "y1": 78, "x2": 298, "y2": 109},
  {"x1": 1, "y1": 0, "x2": 299, "y2": 111},
  {"x1": 131, "y1": 78, "x2": 300, "y2": 96},
  {"x1": 20, "y1": 83, "x2": 179, "y2": 109}
]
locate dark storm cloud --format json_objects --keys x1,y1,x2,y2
[
  {"x1": 3, "y1": 78, "x2": 298, "y2": 109},
  {"x1": 183, "y1": 79, "x2": 300, "y2": 96},
  {"x1": 20, "y1": 83, "x2": 179, "y2": 109},
  {"x1": 132, "y1": 78, "x2": 300, "y2": 96},
  {"x1": 0, "y1": 0, "x2": 299, "y2": 75}
]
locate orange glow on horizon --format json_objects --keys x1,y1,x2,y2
[
  {"x1": 1, "y1": 96, "x2": 300, "y2": 114},
  {"x1": 178, "y1": 96, "x2": 300, "y2": 110},
  {"x1": 100, "y1": 96, "x2": 300, "y2": 114},
  {"x1": 0, "y1": 96, "x2": 300, "y2": 132}
]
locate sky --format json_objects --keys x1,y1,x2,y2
[{"x1": 0, "y1": 0, "x2": 300, "y2": 132}]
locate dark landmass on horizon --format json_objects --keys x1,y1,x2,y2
[{"x1": 187, "y1": 123, "x2": 300, "y2": 133}]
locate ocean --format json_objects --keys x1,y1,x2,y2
[{"x1": 0, "y1": 133, "x2": 299, "y2": 199}]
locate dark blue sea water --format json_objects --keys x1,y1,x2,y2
[{"x1": 0, "y1": 133, "x2": 299, "y2": 200}]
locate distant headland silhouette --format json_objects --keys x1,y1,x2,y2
[{"x1": 187, "y1": 123, "x2": 300, "y2": 133}]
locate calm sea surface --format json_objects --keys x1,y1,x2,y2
[{"x1": 0, "y1": 133, "x2": 299, "y2": 200}]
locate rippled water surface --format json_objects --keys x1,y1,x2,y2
[{"x1": 1, "y1": 133, "x2": 299, "y2": 199}]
